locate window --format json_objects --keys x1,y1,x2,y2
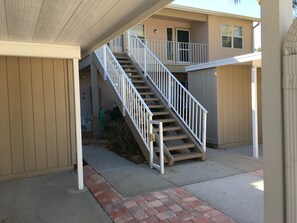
[
  {"x1": 221, "y1": 25, "x2": 243, "y2": 49},
  {"x1": 131, "y1": 24, "x2": 145, "y2": 41}
]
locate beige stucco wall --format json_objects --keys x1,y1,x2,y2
[
  {"x1": 188, "y1": 68, "x2": 218, "y2": 144},
  {"x1": 143, "y1": 16, "x2": 191, "y2": 41},
  {"x1": 208, "y1": 15, "x2": 253, "y2": 61},
  {"x1": 191, "y1": 21, "x2": 209, "y2": 44},
  {"x1": 0, "y1": 56, "x2": 76, "y2": 181}
]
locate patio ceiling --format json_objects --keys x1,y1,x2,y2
[{"x1": 0, "y1": 0, "x2": 172, "y2": 57}]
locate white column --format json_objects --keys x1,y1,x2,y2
[
  {"x1": 73, "y1": 58, "x2": 84, "y2": 190},
  {"x1": 251, "y1": 66, "x2": 258, "y2": 158},
  {"x1": 261, "y1": 0, "x2": 292, "y2": 222}
]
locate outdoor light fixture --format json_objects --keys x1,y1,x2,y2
[{"x1": 154, "y1": 29, "x2": 158, "y2": 33}]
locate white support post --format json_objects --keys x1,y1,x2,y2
[
  {"x1": 251, "y1": 66, "x2": 259, "y2": 158},
  {"x1": 127, "y1": 31, "x2": 131, "y2": 53},
  {"x1": 168, "y1": 76, "x2": 171, "y2": 107},
  {"x1": 144, "y1": 40, "x2": 147, "y2": 77},
  {"x1": 73, "y1": 58, "x2": 84, "y2": 190},
  {"x1": 149, "y1": 116, "x2": 153, "y2": 169},
  {"x1": 122, "y1": 74, "x2": 126, "y2": 116},
  {"x1": 202, "y1": 112, "x2": 207, "y2": 152},
  {"x1": 103, "y1": 45, "x2": 107, "y2": 81},
  {"x1": 159, "y1": 122, "x2": 164, "y2": 175}
]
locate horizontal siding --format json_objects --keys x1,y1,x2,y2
[
  {"x1": 188, "y1": 68, "x2": 218, "y2": 144},
  {"x1": 0, "y1": 56, "x2": 76, "y2": 180},
  {"x1": 216, "y1": 65, "x2": 262, "y2": 148}
]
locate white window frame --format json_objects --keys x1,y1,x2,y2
[
  {"x1": 131, "y1": 24, "x2": 145, "y2": 41},
  {"x1": 221, "y1": 24, "x2": 243, "y2": 49}
]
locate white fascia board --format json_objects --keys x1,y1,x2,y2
[
  {"x1": 0, "y1": 41, "x2": 81, "y2": 59},
  {"x1": 167, "y1": 4, "x2": 261, "y2": 22},
  {"x1": 185, "y1": 52, "x2": 262, "y2": 72}
]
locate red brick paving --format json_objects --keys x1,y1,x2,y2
[
  {"x1": 84, "y1": 165, "x2": 237, "y2": 223},
  {"x1": 250, "y1": 169, "x2": 263, "y2": 178}
]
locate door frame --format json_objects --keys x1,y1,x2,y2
[{"x1": 176, "y1": 28, "x2": 190, "y2": 63}]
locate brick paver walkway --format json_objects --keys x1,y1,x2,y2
[{"x1": 84, "y1": 165, "x2": 237, "y2": 223}]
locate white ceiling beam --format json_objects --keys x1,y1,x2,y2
[{"x1": 0, "y1": 41, "x2": 80, "y2": 59}]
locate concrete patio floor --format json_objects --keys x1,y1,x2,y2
[
  {"x1": 0, "y1": 171, "x2": 112, "y2": 223},
  {"x1": 0, "y1": 144, "x2": 263, "y2": 223},
  {"x1": 83, "y1": 145, "x2": 263, "y2": 223}
]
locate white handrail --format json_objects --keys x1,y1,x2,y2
[
  {"x1": 94, "y1": 44, "x2": 164, "y2": 173},
  {"x1": 146, "y1": 39, "x2": 208, "y2": 64},
  {"x1": 128, "y1": 30, "x2": 208, "y2": 151}
]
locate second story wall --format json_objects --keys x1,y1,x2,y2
[
  {"x1": 143, "y1": 16, "x2": 191, "y2": 41},
  {"x1": 208, "y1": 15, "x2": 253, "y2": 61},
  {"x1": 191, "y1": 21, "x2": 209, "y2": 45}
]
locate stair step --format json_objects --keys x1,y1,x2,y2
[
  {"x1": 172, "y1": 152, "x2": 203, "y2": 161},
  {"x1": 152, "y1": 111, "x2": 170, "y2": 116},
  {"x1": 168, "y1": 143, "x2": 196, "y2": 150},
  {"x1": 154, "y1": 143, "x2": 196, "y2": 152},
  {"x1": 148, "y1": 104, "x2": 164, "y2": 108},
  {"x1": 118, "y1": 60, "x2": 131, "y2": 63},
  {"x1": 128, "y1": 74, "x2": 141, "y2": 78},
  {"x1": 122, "y1": 65, "x2": 134, "y2": 68},
  {"x1": 124, "y1": 70, "x2": 138, "y2": 73},
  {"x1": 163, "y1": 134, "x2": 188, "y2": 141},
  {"x1": 143, "y1": 98, "x2": 159, "y2": 102},
  {"x1": 131, "y1": 80, "x2": 145, "y2": 83},
  {"x1": 155, "y1": 126, "x2": 181, "y2": 131},
  {"x1": 154, "y1": 118, "x2": 175, "y2": 123},
  {"x1": 140, "y1": 92, "x2": 154, "y2": 96},
  {"x1": 136, "y1": 86, "x2": 150, "y2": 90},
  {"x1": 115, "y1": 56, "x2": 128, "y2": 60}
]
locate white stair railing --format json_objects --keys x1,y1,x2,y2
[
  {"x1": 146, "y1": 39, "x2": 208, "y2": 64},
  {"x1": 128, "y1": 30, "x2": 208, "y2": 152},
  {"x1": 94, "y1": 45, "x2": 164, "y2": 173}
]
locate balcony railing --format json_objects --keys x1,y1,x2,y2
[{"x1": 146, "y1": 39, "x2": 208, "y2": 64}]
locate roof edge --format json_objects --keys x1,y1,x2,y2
[
  {"x1": 185, "y1": 52, "x2": 262, "y2": 72},
  {"x1": 167, "y1": 4, "x2": 261, "y2": 22}
]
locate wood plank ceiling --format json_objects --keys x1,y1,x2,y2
[{"x1": 0, "y1": 0, "x2": 172, "y2": 55}]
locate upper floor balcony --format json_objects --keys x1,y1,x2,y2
[
  {"x1": 146, "y1": 39, "x2": 208, "y2": 64},
  {"x1": 109, "y1": 34, "x2": 209, "y2": 66}
]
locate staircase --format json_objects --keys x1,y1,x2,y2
[
  {"x1": 114, "y1": 52, "x2": 205, "y2": 165},
  {"x1": 92, "y1": 30, "x2": 207, "y2": 173}
]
